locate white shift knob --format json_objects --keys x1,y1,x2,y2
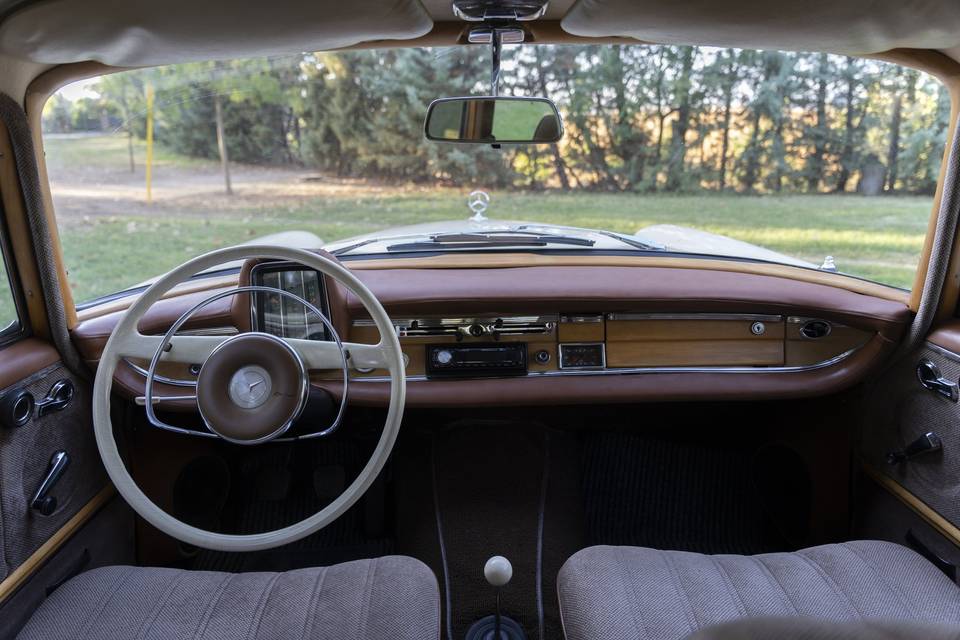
[{"x1": 484, "y1": 555, "x2": 513, "y2": 588}]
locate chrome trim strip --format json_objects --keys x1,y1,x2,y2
[
  {"x1": 352, "y1": 315, "x2": 559, "y2": 327},
  {"x1": 606, "y1": 313, "x2": 783, "y2": 322},
  {"x1": 559, "y1": 314, "x2": 604, "y2": 323},
  {"x1": 925, "y1": 341, "x2": 960, "y2": 363},
  {"x1": 351, "y1": 348, "x2": 859, "y2": 382},
  {"x1": 125, "y1": 359, "x2": 197, "y2": 388}
]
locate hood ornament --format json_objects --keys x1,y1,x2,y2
[{"x1": 468, "y1": 190, "x2": 490, "y2": 222}]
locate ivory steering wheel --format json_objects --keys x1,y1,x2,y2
[{"x1": 92, "y1": 246, "x2": 406, "y2": 552}]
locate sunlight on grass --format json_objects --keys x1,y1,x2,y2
[{"x1": 44, "y1": 135, "x2": 935, "y2": 304}]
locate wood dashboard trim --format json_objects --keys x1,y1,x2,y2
[{"x1": 318, "y1": 333, "x2": 894, "y2": 407}]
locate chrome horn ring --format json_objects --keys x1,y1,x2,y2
[{"x1": 143, "y1": 285, "x2": 350, "y2": 442}]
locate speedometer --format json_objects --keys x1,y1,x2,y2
[{"x1": 251, "y1": 262, "x2": 329, "y2": 340}]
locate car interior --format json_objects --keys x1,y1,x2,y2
[{"x1": 3, "y1": 0, "x2": 960, "y2": 639}]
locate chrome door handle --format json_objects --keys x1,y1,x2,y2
[
  {"x1": 36, "y1": 379, "x2": 74, "y2": 417},
  {"x1": 917, "y1": 360, "x2": 958, "y2": 402}
]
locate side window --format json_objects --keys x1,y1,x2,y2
[
  {"x1": 0, "y1": 224, "x2": 24, "y2": 344},
  {"x1": 0, "y1": 257, "x2": 17, "y2": 334}
]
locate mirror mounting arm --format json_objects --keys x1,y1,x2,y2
[{"x1": 491, "y1": 34, "x2": 502, "y2": 96}]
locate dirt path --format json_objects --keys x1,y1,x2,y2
[{"x1": 48, "y1": 158, "x2": 418, "y2": 224}]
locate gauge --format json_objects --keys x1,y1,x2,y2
[
  {"x1": 559, "y1": 343, "x2": 605, "y2": 369},
  {"x1": 252, "y1": 263, "x2": 329, "y2": 341}
]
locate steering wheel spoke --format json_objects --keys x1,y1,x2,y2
[
  {"x1": 290, "y1": 339, "x2": 389, "y2": 371},
  {"x1": 117, "y1": 332, "x2": 230, "y2": 363}
]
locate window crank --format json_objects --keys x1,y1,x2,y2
[
  {"x1": 31, "y1": 451, "x2": 70, "y2": 516},
  {"x1": 887, "y1": 432, "x2": 942, "y2": 466}
]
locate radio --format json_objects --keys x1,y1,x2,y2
[{"x1": 426, "y1": 343, "x2": 528, "y2": 378}]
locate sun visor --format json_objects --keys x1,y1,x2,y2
[
  {"x1": 561, "y1": 0, "x2": 960, "y2": 55},
  {"x1": 0, "y1": 0, "x2": 434, "y2": 66}
]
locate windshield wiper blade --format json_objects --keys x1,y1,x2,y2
[
  {"x1": 331, "y1": 237, "x2": 383, "y2": 256},
  {"x1": 513, "y1": 224, "x2": 665, "y2": 252},
  {"x1": 595, "y1": 230, "x2": 666, "y2": 252},
  {"x1": 385, "y1": 231, "x2": 595, "y2": 252}
]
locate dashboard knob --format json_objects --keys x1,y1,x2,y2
[
  {"x1": 469, "y1": 323, "x2": 485, "y2": 337},
  {"x1": 436, "y1": 349, "x2": 454, "y2": 365},
  {"x1": 535, "y1": 350, "x2": 551, "y2": 364}
]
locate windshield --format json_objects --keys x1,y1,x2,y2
[{"x1": 42, "y1": 45, "x2": 946, "y2": 304}]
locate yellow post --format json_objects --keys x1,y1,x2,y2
[{"x1": 145, "y1": 84, "x2": 154, "y2": 203}]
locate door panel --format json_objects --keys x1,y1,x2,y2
[
  {"x1": 0, "y1": 339, "x2": 106, "y2": 582},
  {"x1": 861, "y1": 338, "x2": 960, "y2": 535}
]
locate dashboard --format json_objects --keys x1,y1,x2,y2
[{"x1": 70, "y1": 253, "x2": 912, "y2": 409}]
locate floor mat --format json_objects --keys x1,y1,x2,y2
[
  {"x1": 581, "y1": 430, "x2": 783, "y2": 554},
  {"x1": 192, "y1": 438, "x2": 392, "y2": 572},
  {"x1": 397, "y1": 423, "x2": 584, "y2": 640}
]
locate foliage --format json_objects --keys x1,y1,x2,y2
[{"x1": 42, "y1": 44, "x2": 948, "y2": 195}]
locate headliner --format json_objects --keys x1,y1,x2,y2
[{"x1": 0, "y1": 0, "x2": 958, "y2": 68}]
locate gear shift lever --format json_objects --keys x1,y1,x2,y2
[
  {"x1": 466, "y1": 556, "x2": 525, "y2": 640},
  {"x1": 485, "y1": 556, "x2": 512, "y2": 639}
]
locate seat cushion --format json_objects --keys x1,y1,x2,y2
[
  {"x1": 557, "y1": 541, "x2": 960, "y2": 640},
  {"x1": 18, "y1": 556, "x2": 439, "y2": 640},
  {"x1": 686, "y1": 617, "x2": 960, "y2": 640}
]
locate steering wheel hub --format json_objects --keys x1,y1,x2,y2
[
  {"x1": 196, "y1": 332, "x2": 308, "y2": 444},
  {"x1": 228, "y1": 365, "x2": 272, "y2": 409}
]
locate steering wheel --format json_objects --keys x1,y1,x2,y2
[{"x1": 92, "y1": 246, "x2": 405, "y2": 552}]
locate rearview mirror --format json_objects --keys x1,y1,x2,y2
[{"x1": 424, "y1": 96, "x2": 563, "y2": 145}]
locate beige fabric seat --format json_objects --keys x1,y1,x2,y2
[
  {"x1": 686, "y1": 617, "x2": 960, "y2": 639},
  {"x1": 557, "y1": 541, "x2": 960, "y2": 640},
  {"x1": 17, "y1": 556, "x2": 439, "y2": 640}
]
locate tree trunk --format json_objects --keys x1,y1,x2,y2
[
  {"x1": 718, "y1": 77, "x2": 733, "y2": 191},
  {"x1": 807, "y1": 52, "x2": 829, "y2": 192},
  {"x1": 127, "y1": 129, "x2": 135, "y2": 173},
  {"x1": 666, "y1": 47, "x2": 695, "y2": 191},
  {"x1": 534, "y1": 47, "x2": 570, "y2": 191},
  {"x1": 741, "y1": 109, "x2": 763, "y2": 192},
  {"x1": 214, "y1": 94, "x2": 233, "y2": 196},
  {"x1": 835, "y1": 58, "x2": 857, "y2": 192},
  {"x1": 885, "y1": 91, "x2": 903, "y2": 192}
]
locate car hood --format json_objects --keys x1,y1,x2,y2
[{"x1": 321, "y1": 219, "x2": 815, "y2": 268}]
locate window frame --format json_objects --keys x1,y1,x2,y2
[{"x1": 0, "y1": 199, "x2": 30, "y2": 347}]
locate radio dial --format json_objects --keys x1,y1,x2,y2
[{"x1": 436, "y1": 349, "x2": 454, "y2": 365}]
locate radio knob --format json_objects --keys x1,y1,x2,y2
[
  {"x1": 468, "y1": 323, "x2": 485, "y2": 337},
  {"x1": 436, "y1": 349, "x2": 454, "y2": 365}
]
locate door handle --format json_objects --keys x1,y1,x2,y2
[
  {"x1": 36, "y1": 379, "x2": 74, "y2": 417},
  {"x1": 917, "y1": 360, "x2": 958, "y2": 402}
]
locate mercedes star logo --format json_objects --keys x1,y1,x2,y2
[
  {"x1": 468, "y1": 190, "x2": 490, "y2": 222},
  {"x1": 228, "y1": 365, "x2": 273, "y2": 409}
]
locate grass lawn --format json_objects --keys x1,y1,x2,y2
[{"x1": 40, "y1": 134, "x2": 935, "y2": 305}]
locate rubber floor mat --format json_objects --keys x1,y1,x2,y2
[
  {"x1": 581, "y1": 430, "x2": 781, "y2": 554},
  {"x1": 193, "y1": 438, "x2": 392, "y2": 572}
]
